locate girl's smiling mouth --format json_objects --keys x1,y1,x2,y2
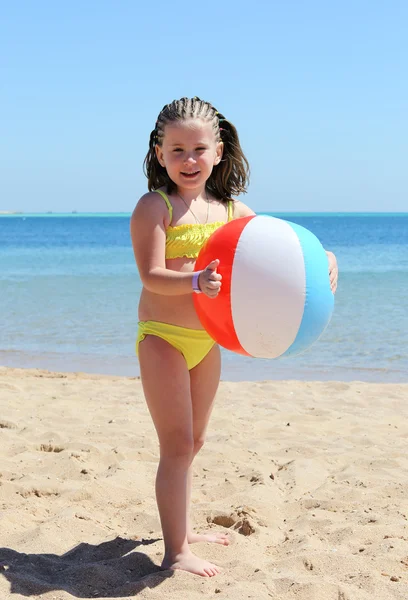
[{"x1": 181, "y1": 170, "x2": 200, "y2": 178}]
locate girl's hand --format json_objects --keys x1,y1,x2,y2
[
  {"x1": 326, "y1": 251, "x2": 338, "y2": 294},
  {"x1": 199, "y1": 259, "x2": 222, "y2": 298}
]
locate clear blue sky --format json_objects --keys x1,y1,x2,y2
[{"x1": 2, "y1": 1, "x2": 407, "y2": 213}]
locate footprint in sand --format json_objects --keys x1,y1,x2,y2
[
  {"x1": 37, "y1": 444, "x2": 65, "y2": 453},
  {"x1": 207, "y1": 507, "x2": 260, "y2": 537},
  {"x1": 0, "y1": 420, "x2": 18, "y2": 430},
  {"x1": 303, "y1": 559, "x2": 314, "y2": 571},
  {"x1": 17, "y1": 488, "x2": 60, "y2": 498}
]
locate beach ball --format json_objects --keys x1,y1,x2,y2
[{"x1": 193, "y1": 215, "x2": 334, "y2": 358}]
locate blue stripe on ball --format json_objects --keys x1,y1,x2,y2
[{"x1": 281, "y1": 221, "x2": 335, "y2": 358}]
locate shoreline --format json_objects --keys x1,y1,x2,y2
[
  {"x1": 1, "y1": 364, "x2": 408, "y2": 388},
  {"x1": 0, "y1": 348, "x2": 407, "y2": 384},
  {"x1": 0, "y1": 350, "x2": 407, "y2": 384}
]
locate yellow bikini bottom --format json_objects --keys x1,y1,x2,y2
[{"x1": 136, "y1": 321, "x2": 215, "y2": 370}]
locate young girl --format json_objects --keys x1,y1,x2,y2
[{"x1": 130, "y1": 97, "x2": 338, "y2": 578}]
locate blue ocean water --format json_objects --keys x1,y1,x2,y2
[{"x1": 1, "y1": 213, "x2": 407, "y2": 382}]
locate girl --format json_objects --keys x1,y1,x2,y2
[{"x1": 130, "y1": 97, "x2": 338, "y2": 578}]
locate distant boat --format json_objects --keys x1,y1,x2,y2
[{"x1": 72, "y1": 210, "x2": 78, "y2": 214}]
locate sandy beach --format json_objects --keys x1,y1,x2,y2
[{"x1": 1, "y1": 367, "x2": 408, "y2": 599}]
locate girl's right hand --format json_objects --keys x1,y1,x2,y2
[{"x1": 198, "y1": 259, "x2": 222, "y2": 298}]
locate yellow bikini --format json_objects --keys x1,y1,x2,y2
[
  {"x1": 137, "y1": 321, "x2": 216, "y2": 370},
  {"x1": 136, "y1": 190, "x2": 233, "y2": 370},
  {"x1": 162, "y1": 190, "x2": 233, "y2": 260}
]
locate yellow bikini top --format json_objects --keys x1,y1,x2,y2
[{"x1": 155, "y1": 190, "x2": 233, "y2": 259}]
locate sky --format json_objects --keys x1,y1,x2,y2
[{"x1": 1, "y1": 1, "x2": 407, "y2": 213}]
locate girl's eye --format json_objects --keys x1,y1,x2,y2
[{"x1": 172, "y1": 147, "x2": 206, "y2": 153}]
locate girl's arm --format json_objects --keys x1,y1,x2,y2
[
  {"x1": 326, "y1": 250, "x2": 338, "y2": 293},
  {"x1": 130, "y1": 193, "x2": 221, "y2": 297},
  {"x1": 130, "y1": 193, "x2": 195, "y2": 296},
  {"x1": 233, "y1": 199, "x2": 256, "y2": 218}
]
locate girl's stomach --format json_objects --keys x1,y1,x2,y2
[{"x1": 138, "y1": 257, "x2": 204, "y2": 329}]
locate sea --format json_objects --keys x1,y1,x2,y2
[{"x1": 1, "y1": 213, "x2": 407, "y2": 382}]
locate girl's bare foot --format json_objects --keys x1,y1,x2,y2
[
  {"x1": 162, "y1": 550, "x2": 221, "y2": 577},
  {"x1": 188, "y1": 531, "x2": 230, "y2": 546}
]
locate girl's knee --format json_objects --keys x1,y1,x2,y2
[
  {"x1": 159, "y1": 433, "x2": 195, "y2": 461},
  {"x1": 193, "y1": 437, "x2": 205, "y2": 456}
]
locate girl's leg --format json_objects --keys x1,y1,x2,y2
[
  {"x1": 138, "y1": 335, "x2": 221, "y2": 577},
  {"x1": 188, "y1": 345, "x2": 229, "y2": 546}
]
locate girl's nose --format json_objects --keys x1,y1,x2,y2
[{"x1": 183, "y1": 154, "x2": 196, "y2": 165}]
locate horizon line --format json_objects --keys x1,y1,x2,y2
[{"x1": 1, "y1": 210, "x2": 407, "y2": 216}]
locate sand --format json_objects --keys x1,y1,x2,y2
[{"x1": 1, "y1": 367, "x2": 408, "y2": 600}]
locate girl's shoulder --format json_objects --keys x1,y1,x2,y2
[
  {"x1": 231, "y1": 199, "x2": 256, "y2": 219},
  {"x1": 136, "y1": 189, "x2": 167, "y2": 208},
  {"x1": 131, "y1": 189, "x2": 171, "y2": 225}
]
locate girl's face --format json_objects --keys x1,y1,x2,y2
[{"x1": 155, "y1": 119, "x2": 223, "y2": 192}]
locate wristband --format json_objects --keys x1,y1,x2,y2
[{"x1": 192, "y1": 270, "x2": 202, "y2": 294}]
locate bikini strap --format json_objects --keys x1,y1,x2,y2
[
  {"x1": 156, "y1": 190, "x2": 231, "y2": 223},
  {"x1": 227, "y1": 200, "x2": 234, "y2": 221},
  {"x1": 155, "y1": 189, "x2": 173, "y2": 222}
]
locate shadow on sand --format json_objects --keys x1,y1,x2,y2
[{"x1": 0, "y1": 536, "x2": 173, "y2": 597}]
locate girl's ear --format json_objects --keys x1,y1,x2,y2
[
  {"x1": 214, "y1": 141, "x2": 224, "y2": 165},
  {"x1": 155, "y1": 144, "x2": 166, "y2": 167}
]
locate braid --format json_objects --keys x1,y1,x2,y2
[{"x1": 143, "y1": 97, "x2": 249, "y2": 201}]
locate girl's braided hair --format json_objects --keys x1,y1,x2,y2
[{"x1": 143, "y1": 97, "x2": 250, "y2": 202}]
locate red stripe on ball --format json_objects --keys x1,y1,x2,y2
[{"x1": 194, "y1": 215, "x2": 255, "y2": 354}]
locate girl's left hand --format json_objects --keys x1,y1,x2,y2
[{"x1": 326, "y1": 251, "x2": 338, "y2": 294}]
